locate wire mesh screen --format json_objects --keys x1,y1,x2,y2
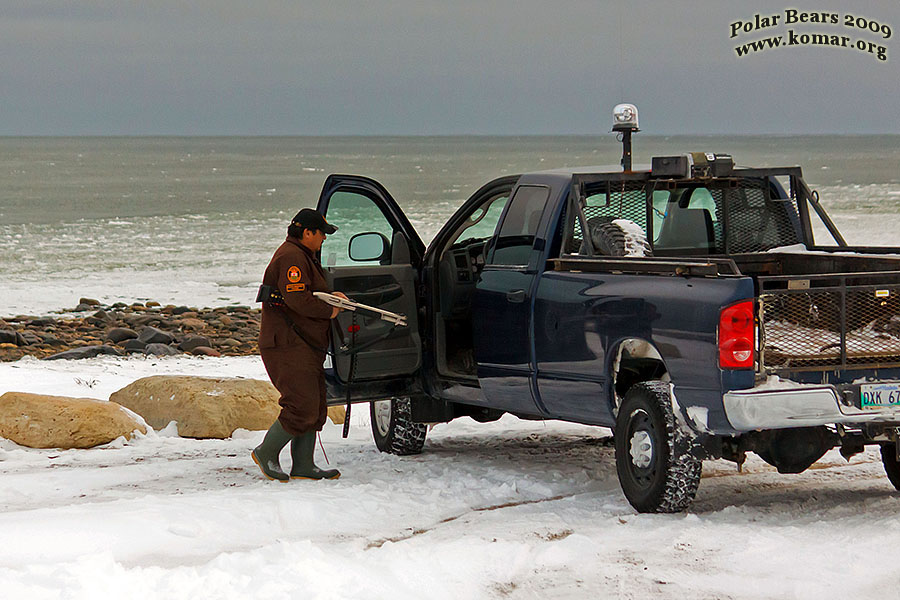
[
  {"x1": 721, "y1": 180, "x2": 802, "y2": 253},
  {"x1": 571, "y1": 181, "x2": 647, "y2": 253},
  {"x1": 566, "y1": 176, "x2": 802, "y2": 256},
  {"x1": 760, "y1": 281, "x2": 900, "y2": 372}
]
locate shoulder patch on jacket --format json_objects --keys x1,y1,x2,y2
[
  {"x1": 285, "y1": 283, "x2": 306, "y2": 293},
  {"x1": 287, "y1": 266, "x2": 302, "y2": 283}
]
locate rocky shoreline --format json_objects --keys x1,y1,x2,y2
[{"x1": 0, "y1": 298, "x2": 260, "y2": 362}]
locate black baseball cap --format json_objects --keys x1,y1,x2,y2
[{"x1": 291, "y1": 208, "x2": 338, "y2": 234}]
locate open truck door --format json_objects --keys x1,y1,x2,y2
[{"x1": 316, "y1": 175, "x2": 425, "y2": 401}]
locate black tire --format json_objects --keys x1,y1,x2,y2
[
  {"x1": 881, "y1": 444, "x2": 900, "y2": 490},
  {"x1": 370, "y1": 397, "x2": 427, "y2": 455},
  {"x1": 587, "y1": 218, "x2": 652, "y2": 257},
  {"x1": 614, "y1": 381, "x2": 702, "y2": 513}
]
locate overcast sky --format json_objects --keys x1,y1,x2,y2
[{"x1": 1, "y1": 1, "x2": 898, "y2": 135}]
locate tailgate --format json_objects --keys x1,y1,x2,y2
[{"x1": 759, "y1": 271, "x2": 900, "y2": 373}]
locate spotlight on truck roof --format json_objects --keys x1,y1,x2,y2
[
  {"x1": 612, "y1": 103, "x2": 639, "y2": 132},
  {"x1": 612, "y1": 103, "x2": 640, "y2": 171}
]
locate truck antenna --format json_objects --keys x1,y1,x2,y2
[{"x1": 612, "y1": 103, "x2": 639, "y2": 171}]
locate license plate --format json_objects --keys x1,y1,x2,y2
[{"x1": 860, "y1": 383, "x2": 900, "y2": 409}]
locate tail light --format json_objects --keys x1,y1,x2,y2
[{"x1": 719, "y1": 300, "x2": 755, "y2": 369}]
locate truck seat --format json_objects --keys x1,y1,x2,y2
[{"x1": 655, "y1": 208, "x2": 714, "y2": 252}]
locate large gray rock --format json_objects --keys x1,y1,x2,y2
[
  {"x1": 143, "y1": 343, "x2": 179, "y2": 356},
  {"x1": 44, "y1": 345, "x2": 124, "y2": 360},
  {"x1": 123, "y1": 339, "x2": 147, "y2": 352},
  {"x1": 179, "y1": 335, "x2": 212, "y2": 352},
  {"x1": 0, "y1": 392, "x2": 146, "y2": 449},
  {"x1": 137, "y1": 326, "x2": 174, "y2": 345},
  {"x1": 106, "y1": 327, "x2": 138, "y2": 343},
  {"x1": 0, "y1": 330, "x2": 24, "y2": 346},
  {"x1": 109, "y1": 376, "x2": 281, "y2": 438}
]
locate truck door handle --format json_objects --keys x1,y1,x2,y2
[{"x1": 506, "y1": 289, "x2": 526, "y2": 303}]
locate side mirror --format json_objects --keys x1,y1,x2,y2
[{"x1": 349, "y1": 232, "x2": 391, "y2": 263}]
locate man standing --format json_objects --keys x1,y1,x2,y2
[{"x1": 253, "y1": 208, "x2": 346, "y2": 482}]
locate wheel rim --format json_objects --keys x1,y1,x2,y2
[
  {"x1": 373, "y1": 399, "x2": 392, "y2": 436},
  {"x1": 626, "y1": 409, "x2": 657, "y2": 487},
  {"x1": 629, "y1": 430, "x2": 653, "y2": 469}
]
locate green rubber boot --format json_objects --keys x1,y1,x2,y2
[
  {"x1": 251, "y1": 420, "x2": 291, "y2": 482},
  {"x1": 290, "y1": 432, "x2": 341, "y2": 480}
]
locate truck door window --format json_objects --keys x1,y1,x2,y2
[
  {"x1": 489, "y1": 185, "x2": 549, "y2": 266},
  {"x1": 321, "y1": 190, "x2": 395, "y2": 267},
  {"x1": 446, "y1": 193, "x2": 510, "y2": 249}
]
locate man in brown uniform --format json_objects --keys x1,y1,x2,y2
[{"x1": 252, "y1": 208, "x2": 347, "y2": 482}]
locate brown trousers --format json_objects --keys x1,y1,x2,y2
[{"x1": 260, "y1": 345, "x2": 327, "y2": 435}]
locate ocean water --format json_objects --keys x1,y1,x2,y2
[{"x1": 2, "y1": 136, "x2": 899, "y2": 316}]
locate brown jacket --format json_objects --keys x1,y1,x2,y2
[{"x1": 258, "y1": 237, "x2": 333, "y2": 353}]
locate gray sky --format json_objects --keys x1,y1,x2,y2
[{"x1": 1, "y1": 1, "x2": 898, "y2": 135}]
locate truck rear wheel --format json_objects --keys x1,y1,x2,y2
[
  {"x1": 371, "y1": 397, "x2": 427, "y2": 455},
  {"x1": 880, "y1": 444, "x2": 900, "y2": 490},
  {"x1": 614, "y1": 381, "x2": 701, "y2": 513}
]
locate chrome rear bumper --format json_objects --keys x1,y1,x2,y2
[{"x1": 723, "y1": 385, "x2": 900, "y2": 431}]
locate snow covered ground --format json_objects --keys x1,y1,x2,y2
[{"x1": 2, "y1": 355, "x2": 900, "y2": 599}]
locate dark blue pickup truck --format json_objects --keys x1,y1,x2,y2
[{"x1": 314, "y1": 151, "x2": 900, "y2": 513}]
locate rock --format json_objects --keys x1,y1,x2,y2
[
  {"x1": 29, "y1": 317, "x2": 57, "y2": 327},
  {"x1": 109, "y1": 376, "x2": 281, "y2": 438},
  {"x1": 146, "y1": 301, "x2": 161, "y2": 308},
  {"x1": 38, "y1": 333, "x2": 65, "y2": 346},
  {"x1": 220, "y1": 338, "x2": 242, "y2": 348},
  {"x1": 0, "y1": 391, "x2": 146, "y2": 449},
  {"x1": 123, "y1": 314, "x2": 162, "y2": 328},
  {"x1": 143, "y1": 343, "x2": 179, "y2": 356},
  {"x1": 218, "y1": 315, "x2": 234, "y2": 327},
  {"x1": 19, "y1": 331, "x2": 41, "y2": 346},
  {"x1": 137, "y1": 326, "x2": 174, "y2": 345},
  {"x1": 171, "y1": 306, "x2": 193, "y2": 315},
  {"x1": 78, "y1": 298, "x2": 101, "y2": 306},
  {"x1": 92, "y1": 309, "x2": 114, "y2": 323},
  {"x1": 179, "y1": 335, "x2": 212, "y2": 352},
  {"x1": 123, "y1": 339, "x2": 147, "y2": 352},
  {"x1": 179, "y1": 318, "x2": 206, "y2": 331},
  {"x1": 327, "y1": 406, "x2": 346, "y2": 425},
  {"x1": 0, "y1": 330, "x2": 24, "y2": 346},
  {"x1": 44, "y1": 345, "x2": 124, "y2": 360},
  {"x1": 190, "y1": 346, "x2": 221, "y2": 357},
  {"x1": 106, "y1": 327, "x2": 138, "y2": 343}
]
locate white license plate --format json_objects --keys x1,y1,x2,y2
[{"x1": 860, "y1": 382, "x2": 900, "y2": 409}]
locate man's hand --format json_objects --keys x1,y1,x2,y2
[{"x1": 330, "y1": 291, "x2": 349, "y2": 319}]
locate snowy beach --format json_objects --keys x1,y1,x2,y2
[{"x1": 2, "y1": 355, "x2": 900, "y2": 599}]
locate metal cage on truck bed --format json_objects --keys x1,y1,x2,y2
[{"x1": 758, "y1": 271, "x2": 900, "y2": 373}]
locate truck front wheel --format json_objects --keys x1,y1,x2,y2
[
  {"x1": 614, "y1": 381, "x2": 702, "y2": 513},
  {"x1": 370, "y1": 397, "x2": 427, "y2": 455}
]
